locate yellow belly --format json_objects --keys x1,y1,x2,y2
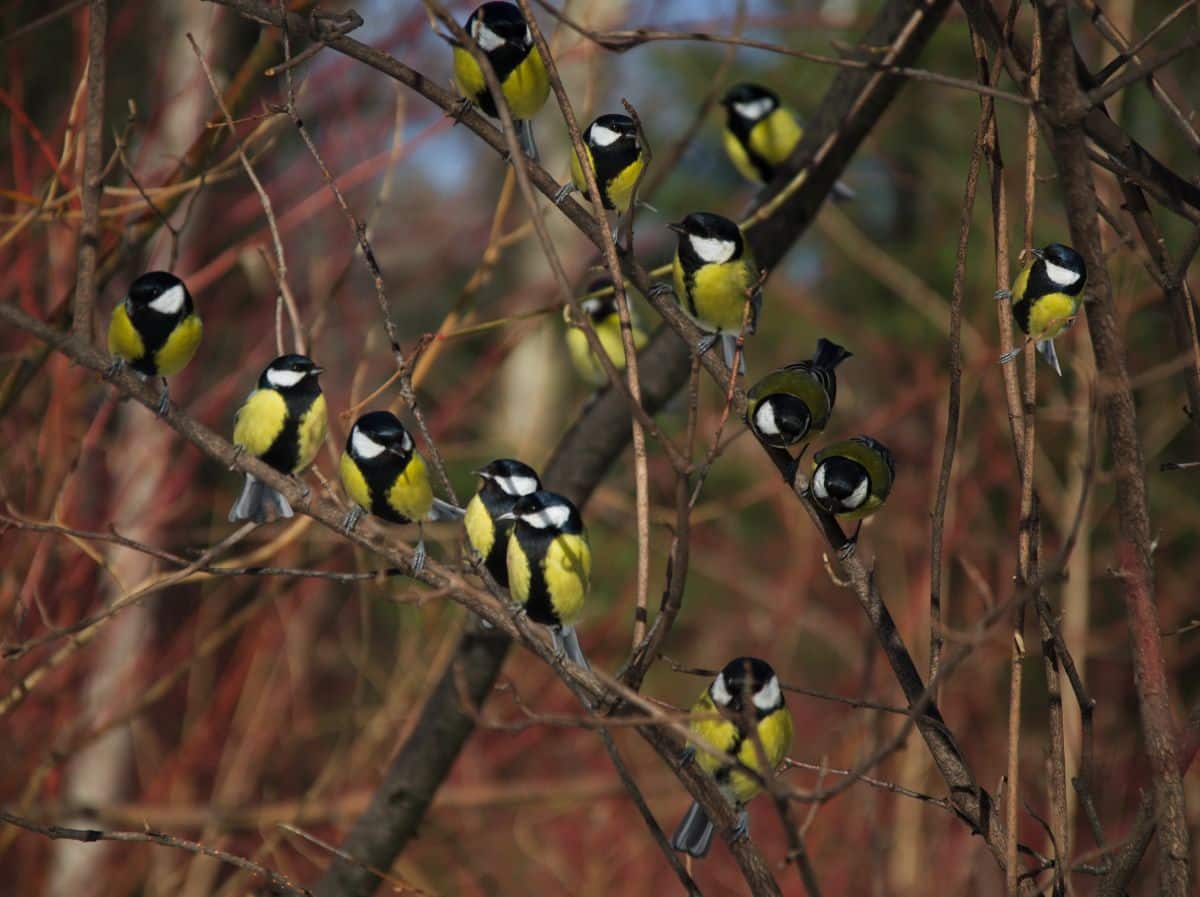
[
  {"x1": 107, "y1": 304, "x2": 146, "y2": 364},
  {"x1": 452, "y1": 45, "x2": 548, "y2": 120},
  {"x1": 232, "y1": 389, "x2": 288, "y2": 458},
  {"x1": 339, "y1": 452, "x2": 373, "y2": 512},
  {"x1": 295, "y1": 395, "x2": 327, "y2": 473},
  {"x1": 723, "y1": 129, "x2": 761, "y2": 184},
  {"x1": 602, "y1": 156, "x2": 644, "y2": 213},
  {"x1": 387, "y1": 453, "x2": 433, "y2": 522},
  {"x1": 675, "y1": 258, "x2": 755, "y2": 334},
  {"x1": 566, "y1": 315, "x2": 646, "y2": 386},
  {"x1": 748, "y1": 110, "x2": 802, "y2": 170},
  {"x1": 692, "y1": 700, "x2": 794, "y2": 804},
  {"x1": 1028, "y1": 292, "x2": 1079, "y2": 342},
  {"x1": 542, "y1": 533, "x2": 591, "y2": 625},
  {"x1": 506, "y1": 536, "x2": 533, "y2": 603},
  {"x1": 464, "y1": 494, "x2": 495, "y2": 559},
  {"x1": 155, "y1": 313, "x2": 203, "y2": 376}
]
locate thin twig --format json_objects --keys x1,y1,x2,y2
[{"x1": 70, "y1": 0, "x2": 106, "y2": 343}]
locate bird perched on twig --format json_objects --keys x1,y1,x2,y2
[
  {"x1": 563, "y1": 278, "x2": 649, "y2": 389},
  {"x1": 997, "y1": 243, "x2": 1087, "y2": 376},
  {"x1": 228, "y1": 354, "x2": 326, "y2": 524},
  {"x1": 107, "y1": 271, "x2": 203, "y2": 416},
  {"x1": 339, "y1": 411, "x2": 463, "y2": 572},
  {"x1": 448, "y1": 1, "x2": 550, "y2": 160},
  {"x1": 671, "y1": 657, "x2": 794, "y2": 858},
  {"x1": 465, "y1": 458, "x2": 542, "y2": 588},
  {"x1": 746, "y1": 338, "x2": 852, "y2": 457},
  {"x1": 500, "y1": 490, "x2": 591, "y2": 667},
  {"x1": 655, "y1": 211, "x2": 762, "y2": 373}
]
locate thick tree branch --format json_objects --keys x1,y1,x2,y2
[{"x1": 1035, "y1": 3, "x2": 1191, "y2": 895}]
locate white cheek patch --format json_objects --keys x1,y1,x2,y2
[
  {"x1": 401, "y1": 430, "x2": 413, "y2": 453},
  {"x1": 472, "y1": 20, "x2": 506, "y2": 51},
  {"x1": 689, "y1": 235, "x2": 736, "y2": 264},
  {"x1": 811, "y1": 463, "x2": 829, "y2": 500},
  {"x1": 581, "y1": 298, "x2": 603, "y2": 317},
  {"x1": 266, "y1": 368, "x2": 305, "y2": 389},
  {"x1": 147, "y1": 283, "x2": 186, "y2": 315},
  {"x1": 497, "y1": 474, "x2": 538, "y2": 496},
  {"x1": 522, "y1": 504, "x2": 571, "y2": 529},
  {"x1": 754, "y1": 401, "x2": 781, "y2": 436},
  {"x1": 753, "y1": 675, "x2": 782, "y2": 712},
  {"x1": 352, "y1": 428, "x2": 387, "y2": 459},
  {"x1": 710, "y1": 672, "x2": 732, "y2": 707},
  {"x1": 1044, "y1": 260, "x2": 1081, "y2": 287},
  {"x1": 524, "y1": 26, "x2": 533, "y2": 47},
  {"x1": 844, "y1": 476, "x2": 870, "y2": 510},
  {"x1": 589, "y1": 124, "x2": 621, "y2": 147},
  {"x1": 733, "y1": 98, "x2": 774, "y2": 121}
]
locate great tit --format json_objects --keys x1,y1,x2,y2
[
  {"x1": 339, "y1": 411, "x2": 463, "y2": 571},
  {"x1": 465, "y1": 458, "x2": 542, "y2": 587},
  {"x1": 450, "y1": 1, "x2": 549, "y2": 160},
  {"x1": 810, "y1": 435, "x2": 895, "y2": 550},
  {"x1": 564, "y1": 278, "x2": 650, "y2": 388},
  {"x1": 556, "y1": 113, "x2": 646, "y2": 216},
  {"x1": 228, "y1": 354, "x2": 327, "y2": 524},
  {"x1": 997, "y1": 243, "x2": 1087, "y2": 376},
  {"x1": 720, "y1": 83, "x2": 853, "y2": 200},
  {"x1": 501, "y1": 489, "x2": 591, "y2": 667},
  {"x1": 107, "y1": 271, "x2": 203, "y2": 415},
  {"x1": 746, "y1": 338, "x2": 851, "y2": 450},
  {"x1": 671, "y1": 656, "x2": 794, "y2": 858},
  {"x1": 659, "y1": 212, "x2": 761, "y2": 372}
]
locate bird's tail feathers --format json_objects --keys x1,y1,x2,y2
[
  {"x1": 429, "y1": 498, "x2": 467, "y2": 521},
  {"x1": 813, "y1": 337, "x2": 853, "y2": 369},
  {"x1": 515, "y1": 120, "x2": 539, "y2": 162},
  {"x1": 555, "y1": 625, "x2": 589, "y2": 670},
  {"x1": 1036, "y1": 339, "x2": 1063, "y2": 377},
  {"x1": 671, "y1": 801, "x2": 715, "y2": 858},
  {"x1": 228, "y1": 473, "x2": 294, "y2": 523}
]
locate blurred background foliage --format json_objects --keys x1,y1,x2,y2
[{"x1": 1, "y1": 1, "x2": 1197, "y2": 895}]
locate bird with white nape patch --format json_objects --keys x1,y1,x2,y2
[
  {"x1": 809, "y1": 435, "x2": 895, "y2": 554},
  {"x1": 465, "y1": 458, "x2": 542, "y2": 588},
  {"x1": 447, "y1": 1, "x2": 550, "y2": 160},
  {"x1": 498, "y1": 489, "x2": 591, "y2": 667},
  {"x1": 996, "y1": 242, "x2": 1088, "y2": 376},
  {"x1": 671, "y1": 656, "x2": 794, "y2": 859},
  {"x1": 338, "y1": 411, "x2": 464, "y2": 573},
  {"x1": 556, "y1": 113, "x2": 647, "y2": 229},
  {"x1": 720, "y1": 82, "x2": 854, "y2": 200},
  {"x1": 655, "y1": 211, "x2": 762, "y2": 373},
  {"x1": 107, "y1": 271, "x2": 203, "y2": 416},
  {"x1": 563, "y1": 277, "x2": 650, "y2": 389},
  {"x1": 228, "y1": 354, "x2": 327, "y2": 524},
  {"x1": 746, "y1": 338, "x2": 852, "y2": 469}
]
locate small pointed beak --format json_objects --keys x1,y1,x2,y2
[
  {"x1": 312, "y1": 366, "x2": 325, "y2": 375},
  {"x1": 495, "y1": 511, "x2": 516, "y2": 523},
  {"x1": 1030, "y1": 248, "x2": 1045, "y2": 260},
  {"x1": 667, "y1": 222, "x2": 687, "y2": 235}
]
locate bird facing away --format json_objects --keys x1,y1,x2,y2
[{"x1": 746, "y1": 338, "x2": 852, "y2": 451}]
